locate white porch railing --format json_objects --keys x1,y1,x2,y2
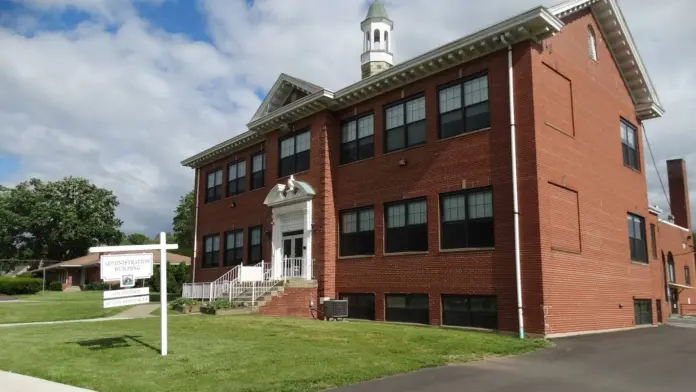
[
  {"x1": 282, "y1": 257, "x2": 312, "y2": 280},
  {"x1": 228, "y1": 261, "x2": 281, "y2": 305},
  {"x1": 182, "y1": 282, "x2": 212, "y2": 299}
]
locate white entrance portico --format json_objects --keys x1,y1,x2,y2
[{"x1": 263, "y1": 175, "x2": 315, "y2": 280}]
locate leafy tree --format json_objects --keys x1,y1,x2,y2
[
  {"x1": 148, "y1": 262, "x2": 189, "y2": 294},
  {"x1": 0, "y1": 177, "x2": 122, "y2": 261},
  {"x1": 121, "y1": 233, "x2": 153, "y2": 245},
  {"x1": 172, "y1": 190, "x2": 194, "y2": 250}
]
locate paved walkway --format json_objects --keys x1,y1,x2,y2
[
  {"x1": 112, "y1": 303, "x2": 160, "y2": 318},
  {"x1": 0, "y1": 371, "x2": 94, "y2": 392},
  {"x1": 0, "y1": 304, "x2": 161, "y2": 328}
]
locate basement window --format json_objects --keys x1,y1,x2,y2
[
  {"x1": 385, "y1": 294, "x2": 429, "y2": 324},
  {"x1": 442, "y1": 295, "x2": 498, "y2": 329},
  {"x1": 438, "y1": 74, "x2": 490, "y2": 139},
  {"x1": 384, "y1": 96, "x2": 426, "y2": 152},
  {"x1": 339, "y1": 293, "x2": 375, "y2": 320}
]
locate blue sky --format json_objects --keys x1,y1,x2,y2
[{"x1": 0, "y1": 0, "x2": 693, "y2": 235}]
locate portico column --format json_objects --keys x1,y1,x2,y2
[
  {"x1": 271, "y1": 212, "x2": 283, "y2": 279},
  {"x1": 303, "y1": 200, "x2": 313, "y2": 280}
]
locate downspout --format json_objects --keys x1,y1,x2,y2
[
  {"x1": 192, "y1": 168, "x2": 200, "y2": 283},
  {"x1": 501, "y1": 35, "x2": 525, "y2": 339}
]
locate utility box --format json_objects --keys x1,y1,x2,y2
[{"x1": 323, "y1": 299, "x2": 348, "y2": 321}]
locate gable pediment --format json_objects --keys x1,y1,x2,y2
[{"x1": 250, "y1": 74, "x2": 324, "y2": 123}]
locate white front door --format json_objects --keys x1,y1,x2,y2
[{"x1": 282, "y1": 232, "x2": 304, "y2": 277}]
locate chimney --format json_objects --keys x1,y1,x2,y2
[{"x1": 667, "y1": 159, "x2": 691, "y2": 230}]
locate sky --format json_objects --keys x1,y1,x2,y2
[{"x1": 0, "y1": 0, "x2": 694, "y2": 236}]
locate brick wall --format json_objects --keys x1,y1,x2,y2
[
  {"x1": 259, "y1": 286, "x2": 319, "y2": 319},
  {"x1": 657, "y1": 220, "x2": 696, "y2": 318}
]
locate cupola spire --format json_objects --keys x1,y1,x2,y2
[{"x1": 360, "y1": 0, "x2": 393, "y2": 79}]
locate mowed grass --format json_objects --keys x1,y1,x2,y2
[
  {"x1": 0, "y1": 291, "x2": 128, "y2": 324},
  {"x1": 0, "y1": 316, "x2": 546, "y2": 392}
]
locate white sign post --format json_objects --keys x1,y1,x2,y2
[{"x1": 89, "y1": 232, "x2": 178, "y2": 356}]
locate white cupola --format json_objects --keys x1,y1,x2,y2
[{"x1": 360, "y1": 0, "x2": 393, "y2": 79}]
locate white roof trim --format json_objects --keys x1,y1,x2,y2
[
  {"x1": 648, "y1": 205, "x2": 663, "y2": 215},
  {"x1": 181, "y1": 131, "x2": 261, "y2": 167},
  {"x1": 263, "y1": 175, "x2": 316, "y2": 208},
  {"x1": 659, "y1": 219, "x2": 690, "y2": 233},
  {"x1": 550, "y1": 0, "x2": 664, "y2": 120},
  {"x1": 250, "y1": 74, "x2": 324, "y2": 123}
]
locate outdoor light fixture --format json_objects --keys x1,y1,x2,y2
[
  {"x1": 398, "y1": 158, "x2": 407, "y2": 166},
  {"x1": 230, "y1": 200, "x2": 236, "y2": 208}
]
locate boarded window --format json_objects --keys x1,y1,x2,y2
[
  {"x1": 548, "y1": 183, "x2": 580, "y2": 252},
  {"x1": 542, "y1": 64, "x2": 574, "y2": 137}
]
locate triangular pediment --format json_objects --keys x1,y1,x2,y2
[
  {"x1": 264, "y1": 175, "x2": 316, "y2": 208},
  {"x1": 250, "y1": 74, "x2": 324, "y2": 123}
]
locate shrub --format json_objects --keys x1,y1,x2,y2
[
  {"x1": 48, "y1": 281, "x2": 63, "y2": 291},
  {"x1": 81, "y1": 282, "x2": 110, "y2": 291},
  {"x1": 17, "y1": 272, "x2": 34, "y2": 278},
  {"x1": 0, "y1": 277, "x2": 43, "y2": 295},
  {"x1": 208, "y1": 299, "x2": 234, "y2": 310}
]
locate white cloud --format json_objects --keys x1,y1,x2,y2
[{"x1": 0, "y1": 0, "x2": 694, "y2": 235}]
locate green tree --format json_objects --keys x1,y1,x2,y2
[
  {"x1": 0, "y1": 177, "x2": 122, "y2": 261},
  {"x1": 121, "y1": 233, "x2": 153, "y2": 245},
  {"x1": 172, "y1": 190, "x2": 194, "y2": 251},
  {"x1": 148, "y1": 262, "x2": 189, "y2": 294}
]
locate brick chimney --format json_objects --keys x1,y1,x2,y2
[{"x1": 667, "y1": 159, "x2": 691, "y2": 230}]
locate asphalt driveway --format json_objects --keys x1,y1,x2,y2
[{"x1": 334, "y1": 326, "x2": 696, "y2": 392}]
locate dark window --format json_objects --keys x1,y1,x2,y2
[
  {"x1": 384, "y1": 96, "x2": 426, "y2": 152},
  {"x1": 385, "y1": 294, "x2": 429, "y2": 324},
  {"x1": 438, "y1": 75, "x2": 490, "y2": 139},
  {"x1": 668, "y1": 253, "x2": 676, "y2": 283},
  {"x1": 627, "y1": 213, "x2": 647, "y2": 264},
  {"x1": 633, "y1": 299, "x2": 652, "y2": 325},
  {"x1": 442, "y1": 295, "x2": 498, "y2": 329},
  {"x1": 339, "y1": 207, "x2": 374, "y2": 256},
  {"x1": 338, "y1": 293, "x2": 375, "y2": 320},
  {"x1": 650, "y1": 223, "x2": 657, "y2": 259},
  {"x1": 224, "y1": 230, "x2": 243, "y2": 266},
  {"x1": 279, "y1": 130, "x2": 310, "y2": 177},
  {"x1": 227, "y1": 161, "x2": 246, "y2": 196},
  {"x1": 205, "y1": 170, "x2": 223, "y2": 203},
  {"x1": 621, "y1": 120, "x2": 640, "y2": 170},
  {"x1": 341, "y1": 114, "x2": 374, "y2": 164},
  {"x1": 686, "y1": 266, "x2": 691, "y2": 286},
  {"x1": 440, "y1": 188, "x2": 494, "y2": 249},
  {"x1": 249, "y1": 226, "x2": 262, "y2": 264},
  {"x1": 385, "y1": 198, "x2": 428, "y2": 253},
  {"x1": 251, "y1": 152, "x2": 265, "y2": 190},
  {"x1": 202, "y1": 234, "x2": 220, "y2": 268}
]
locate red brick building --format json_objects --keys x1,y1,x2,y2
[{"x1": 181, "y1": 0, "x2": 695, "y2": 337}]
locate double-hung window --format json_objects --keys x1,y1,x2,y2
[
  {"x1": 227, "y1": 161, "x2": 246, "y2": 196},
  {"x1": 627, "y1": 213, "x2": 647, "y2": 263},
  {"x1": 438, "y1": 75, "x2": 490, "y2": 139},
  {"x1": 341, "y1": 114, "x2": 374, "y2": 164},
  {"x1": 440, "y1": 188, "x2": 494, "y2": 249},
  {"x1": 384, "y1": 96, "x2": 426, "y2": 152},
  {"x1": 202, "y1": 234, "x2": 220, "y2": 268},
  {"x1": 248, "y1": 226, "x2": 262, "y2": 263},
  {"x1": 621, "y1": 120, "x2": 640, "y2": 170},
  {"x1": 339, "y1": 207, "x2": 374, "y2": 256},
  {"x1": 385, "y1": 198, "x2": 428, "y2": 253},
  {"x1": 279, "y1": 130, "x2": 310, "y2": 177},
  {"x1": 205, "y1": 170, "x2": 223, "y2": 203},
  {"x1": 224, "y1": 230, "x2": 243, "y2": 266},
  {"x1": 250, "y1": 153, "x2": 265, "y2": 190}
]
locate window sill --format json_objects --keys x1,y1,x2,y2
[
  {"x1": 383, "y1": 251, "x2": 428, "y2": 257},
  {"x1": 203, "y1": 198, "x2": 224, "y2": 205},
  {"x1": 439, "y1": 247, "x2": 495, "y2": 253},
  {"x1": 383, "y1": 142, "x2": 426, "y2": 157},
  {"x1": 551, "y1": 247, "x2": 582, "y2": 255},
  {"x1": 338, "y1": 157, "x2": 375, "y2": 169},
  {"x1": 623, "y1": 164, "x2": 642, "y2": 174},
  {"x1": 338, "y1": 255, "x2": 376, "y2": 260},
  {"x1": 277, "y1": 170, "x2": 309, "y2": 181},
  {"x1": 631, "y1": 261, "x2": 650, "y2": 266},
  {"x1": 437, "y1": 127, "x2": 491, "y2": 143}
]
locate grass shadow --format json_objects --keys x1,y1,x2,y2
[{"x1": 72, "y1": 335, "x2": 160, "y2": 354}]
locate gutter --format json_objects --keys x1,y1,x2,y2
[{"x1": 501, "y1": 34, "x2": 525, "y2": 340}]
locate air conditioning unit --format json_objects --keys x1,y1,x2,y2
[{"x1": 323, "y1": 299, "x2": 348, "y2": 321}]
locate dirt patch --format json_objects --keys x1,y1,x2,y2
[{"x1": 0, "y1": 294, "x2": 18, "y2": 301}]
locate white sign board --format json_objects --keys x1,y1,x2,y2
[
  {"x1": 103, "y1": 295, "x2": 150, "y2": 309},
  {"x1": 100, "y1": 253, "x2": 154, "y2": 281},
  {"x1": 103, "y1": 287, "x2": 150, "y2": 300},
  {"x1": 239, "y1": 265, "x2": 264, "y2": 282}
]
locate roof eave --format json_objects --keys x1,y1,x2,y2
[
  {"x1": 181, "y1": 131, "x2": 262, "y2": 168},
  {"x1": 246, "y1": 90, "x2": 335, "y2": 133}
]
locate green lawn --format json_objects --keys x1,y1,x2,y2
[
  {"x1": 0, "y1": 291, "x2": 128, "y2": 324},
  {"x1": 0, "y1": 316, "x2": 546, "y2": 392}
]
